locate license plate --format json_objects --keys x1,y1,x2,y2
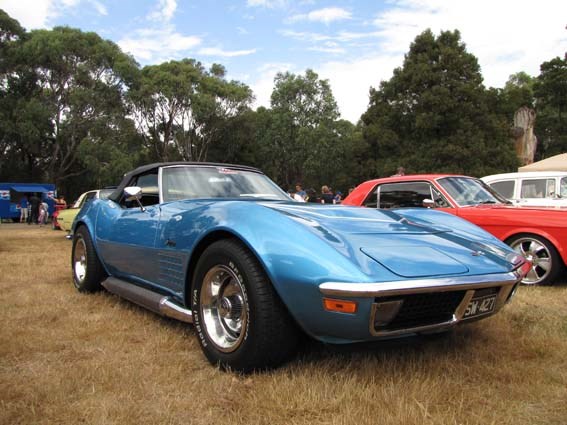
[{"x1": 463, "y1": 294, "x2": 496, "y2": 319}]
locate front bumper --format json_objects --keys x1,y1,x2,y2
[{"x1": 319, "y1": 262, "x2": 530, "y2": 338}]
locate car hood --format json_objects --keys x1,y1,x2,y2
[
  {"x1": 262, "y1": 203, "x2": 445, "y2": 235},
  {"x1": 261, "y1": 203, "x2": 516, "y2": 278},
  {"x1": 465, "y1": 203, "x2": 567, "y2": 212}
]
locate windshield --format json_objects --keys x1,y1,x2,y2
[
  {"x1": 161, "y1": 166, "x2": 290, "y2": 202},
  {"x1": 438, "y1": 177, "x2": 510, "y2": 207}
]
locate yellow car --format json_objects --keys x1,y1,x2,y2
[{"x1": 53, "y1": 189, "x2": 114, "y2": 232}]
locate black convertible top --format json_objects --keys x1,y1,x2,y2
[{"x1": 108, "y1": 162, "x2": 263, "y2": 202}]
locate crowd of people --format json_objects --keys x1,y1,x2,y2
[
  {"x1": 18, "y1": 193, "x2": 66, "y2": 226},
  {"x1": 288, "y1": 183, "x2": 353, "y2": 204},
  {"x1": 288, "y1": 166, "x2": 405, "y2": 204}
]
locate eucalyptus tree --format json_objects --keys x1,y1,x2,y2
[
  {"x1": 9, "y1": 25, "x2": 139, "y2": 187},
  {"x1": 257, "y1": 69, "x2": 344, "y2": 189},
  {"x1": 0, "y1": 9, "x2": 43, "y2": 181},
  {"x1": 534, "y1": 57, "x2": 567, "y2": 157},
  {"x1": 129, "y1": 59, "x2": 253, "y2": 162},
  {"x1": 362, "y1": 29, "x2": 517, "y2": 177}
]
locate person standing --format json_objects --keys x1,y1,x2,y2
[
  {"x1": 333, "y1": 191, "x2": 343, "y2": 204},
  {"x1": 38, "y1": 201, "x2": 48, "y2": 226},
  {"x1": 295, "y1": 184, "x2": 306, "y2": 201},
  {"x1": 28, "y1": 193, "x2": 41, "y2": 225},
  {"x1": 305, "y1": 188, "x2": 319, "y2": 203},
  {"x1": 392, "y1": 166, "x2": 405, "y2": 176},
  {"x1": 320, "y1": 185, "x2": 335, "y2": 204},
  {"x1": 19, "y1": 194, "x2": 29, "y2": 223}
]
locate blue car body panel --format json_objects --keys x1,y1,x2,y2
[{"x1": 75, "y1": 179, "x2": 524, "y2": 344}]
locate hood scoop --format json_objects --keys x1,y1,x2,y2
[{"x1": 361, "y1": 246, "x2": 469, "y2": 278}]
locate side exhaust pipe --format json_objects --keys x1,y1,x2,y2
[{"x1": 102, "y1": 277, "x2": 193, "y2": 323}]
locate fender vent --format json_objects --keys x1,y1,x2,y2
[{"x1": 158, "y1": 253, "x2": 185, "y2": 289}]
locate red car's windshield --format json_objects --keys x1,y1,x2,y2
[{"x1": 437, "y1": 177, "x2": 510, "y2": 207}]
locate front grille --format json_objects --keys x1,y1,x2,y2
[
  {"x1": 374, "y1": 290, "x2": 466, "y2": 331},
  {"x1": 472, "y1": 286, "x2": 499, "y2": 298}
]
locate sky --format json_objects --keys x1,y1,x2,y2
[{"x1": 1, "y1": 0, "x2": 566, "y2": 123}]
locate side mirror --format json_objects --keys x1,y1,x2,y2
[
  {"x1": 124, "y1": 186, "x2": 145, "y2": 211},
  {"x1": 422, "y1": 198, "x2": 435, "y2": 208},
  {"x1": 124, "y1": 186, "x2": 142, "y2": 201}
]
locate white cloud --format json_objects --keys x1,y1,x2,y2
[
  {"x1": 198, "y1": 47, "x2": 257, "y2": 57},
  {"x1": 149, "y1": 0, "x2": 177, "y2": 22},
  {"x1": 372, "y1": 0, "x2": 567, "y2": 88},
  {"x1": 60, "y1": 0, "x2": 79, "y2": 6},
  {"x1": 2, "y1": 0, "x2": 108, "y2": 29},
  {"x1": 1, "y1": 0, "x2": 52, "y2": 28},
  {"x1": 281, "y1": 29, "x2": 382, "y2": 44},
  {"x1": 246, "y1": 0, "x2": 287, "y2": 8},
  {"x1": 274, "y1": 0, "x2": 567, "y2": 122},
  {"x1": 308, "y1": 46, "x2": 345, "y2": 54},
  {"x1": 318, "y1": 55, "x2": 402, "y2": 122},
  {"x1": 288, "y1": 7, "x2": 352, "y2": 25},
  {"x1": 118, "y1": 27, "x2": 201, "y2": 61},
  {"x1": 89, "y1": 0, "x2": 107, "y2": 16}
]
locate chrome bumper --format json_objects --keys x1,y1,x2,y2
[
  {"x1": 319, "y1": 271, "x2": 524, "y2": 298},
  {"x1": 319, "y1": 264, "x2": 529, "y2": 338}
]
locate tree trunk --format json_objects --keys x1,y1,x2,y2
[{"x1": 513, "y1": 106, "x2": 537, "y2": 165}]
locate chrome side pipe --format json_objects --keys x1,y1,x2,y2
[{"x1": 102, "y1": 277, "x2": 193, "y2": 323}]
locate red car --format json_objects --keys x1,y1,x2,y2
[{"x1": 343, "y1": 174, "x2": 567, "y2": 286}]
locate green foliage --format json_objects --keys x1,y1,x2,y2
[
  {"x1": 256, "y1": 69, "x2": 353, "y2": 190},
  {"x1": 534, "y1": 57, "x2": 567, "y2": 158},
  {"x1": 504, "y1": 72, "x2": 535, "y2": 108},
  {"x1": 0, "y1": 8, "x2": 24, "y2": 48},
  {"x1": 2, "y1": 8, "x2": 565, "y2": 200},
  {"x1": 362, "y1": 29, "x2": 518, "y2": 177},
  {"x1": 129, "y1": 59, "x2": 253, "y2": 162},
  {"x1": 7, "y1": 25, "x2": 138, "y2": 192}
]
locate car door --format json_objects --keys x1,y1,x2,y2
[{"x1": 96, "y1": 172, "x2": 161, "y2": 285}]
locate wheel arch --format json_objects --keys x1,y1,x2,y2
[{"x1": 184, "y1": 230, "x2": 277, "y2": 309}]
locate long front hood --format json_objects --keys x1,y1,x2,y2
[
  {"x1": 263, "y1": 203, "x2": 445, "y2": 235},
  {"x1": 263, "y1": 203, "x2": 518, "y2": 278}
]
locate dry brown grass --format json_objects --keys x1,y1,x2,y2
[{"x1": 1, "y1": 223, "x2": 566, "y2": 425}]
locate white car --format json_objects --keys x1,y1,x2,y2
[{"x1": 482, "y1": 171, "x2": 567, "y2": 207}]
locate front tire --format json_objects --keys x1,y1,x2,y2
[
  {"x1": 72, "y1": 226, "x2": 105, "y2": 292},
  {"x1": 507, "y1": 234, "x2": 562, "y2": 286},
  {"x1": 192, "y1": 239, "x2": 298, "y2": 373}
]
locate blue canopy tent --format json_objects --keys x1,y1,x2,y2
[{"x1": 0, "y1": 182, "x2": 56, "y2": 220}]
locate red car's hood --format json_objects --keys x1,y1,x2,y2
[{"x1": 462, "y1": 203, "x2": 567, "y2": 212}]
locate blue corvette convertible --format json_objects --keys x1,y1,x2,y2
[{"x1": 72, "y1": 162, "x2": 530, "y2": 372}]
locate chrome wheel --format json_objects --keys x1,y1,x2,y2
[
  {"x1": 73, "y1": 235, "x2": 87, "y2": 284},
  {"x1": 200, "y1": 265, "x2": 248, "y2": 353},
  {"x1": 510, "y1": 237, "x2": 552, "y2": 285}
]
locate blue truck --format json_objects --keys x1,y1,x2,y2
[{"x1": 0, "y1": 182, "x2": 57, "y2": 221}]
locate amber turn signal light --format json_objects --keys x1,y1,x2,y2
[{"x1": 323, "y1": 298, "x2": 357, "y2": 314}]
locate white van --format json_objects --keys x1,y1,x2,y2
[{"x1": 482, "y1": 171, "x2": 567, "y2": 207}]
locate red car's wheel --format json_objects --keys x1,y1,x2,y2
[{"x1": 507, "y1": 234, "x2": 562, "y2": 286}]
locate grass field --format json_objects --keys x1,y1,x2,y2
[{"x1": 1, "y1": 223, "x2": 566, "y2": 425}]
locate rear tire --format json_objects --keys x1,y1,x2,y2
[
  {"x1": 192, "y1": 239, "x2": 298, "y2": 373},
  {"x1": 72, "y1": 226, "x2": 105, "y2": 292},
  {"x1": 507, "y1": 234, "x2": 562, "y2": 286}
]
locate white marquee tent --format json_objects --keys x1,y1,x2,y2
[{"x1": 518, "y1": 153, "x2": 567, "y2": 172}]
